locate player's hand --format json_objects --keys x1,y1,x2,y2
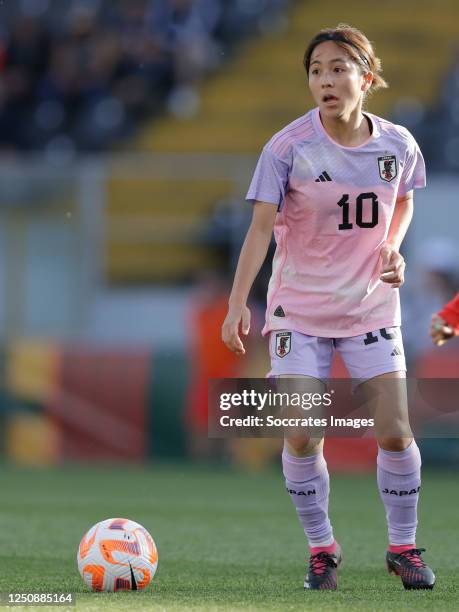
[
  {"x1": 430, "y1": 313, "x2": 455, "y2": 346},
  {"x1": 379, "y1": 245, "x2": 405, "y2": 288},
  {"x1": 222, "y1": 305, "x2": 251, "y2": 355}
]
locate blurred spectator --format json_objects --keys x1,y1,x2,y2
[
  {"x1": 0, "y1": 15, "x2": 51, "y2": 149},
  {"x1": 147, "y1": 0, "x2": 222, "y2": 118},
  {"x1": 0, "y1": 0, "x2": 286, "y2": 152},
  {"x1": 148, "y1": 0, "x2": 221, "y2": 82}
]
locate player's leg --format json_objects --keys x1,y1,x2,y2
[
  {"x1": 283, "y1": 423, "x2": 342, "y2": 590},
  {"x1": 282, "y1": 386, "x2": 333, "y2": 556},
  {"x1": 360, "y1": 370, "x2": 419, "y2": 548},
  {"x1": 338, "y1": 328, "x2": 435, "y2": 589},
  {"x1": 269, "y1": 331, "x2": 341, "y2": 589},
  {"x1": 361, "y1": 370, "x2": 435, "y2": 589}
]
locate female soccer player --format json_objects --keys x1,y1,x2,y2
[{"x1": 222, "y1": 24, "x2": 435, "y2": 591}]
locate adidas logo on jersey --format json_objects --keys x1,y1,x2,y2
[
  {"x1": 315, "y1": 171, "x2": 332, "y2": 182},
  {"x1": 391, "y1": 346, "x2": 403, "y2": 356}
]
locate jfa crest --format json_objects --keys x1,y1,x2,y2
[
  {"x1": 377, "y1": 155, "x2": 397, "y2": 182},
  {"x1": 275, "y1": 332, "x2": 291, "y2": 358}
]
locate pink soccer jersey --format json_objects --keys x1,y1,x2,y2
[{"x1": 246, "y1": 107, "x2": 426, "y2": 338}]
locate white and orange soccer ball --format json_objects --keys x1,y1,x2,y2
[{"x1": 77, "y1": 518, "x2": 158, "y2": 592}]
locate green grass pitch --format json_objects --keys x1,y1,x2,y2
[{"x1": 0, "y1": 463, "x2": 457, "y2": 611}]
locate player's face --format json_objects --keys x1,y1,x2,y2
[{"x1": 308, "y1": 41, "x2": 368, "y2": 119}]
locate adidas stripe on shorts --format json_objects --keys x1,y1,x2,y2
[{"x1": 269, "y1": 327, "x2": 406, "y2": 382}]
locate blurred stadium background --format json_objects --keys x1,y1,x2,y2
[{"x1": 1, "y1": 0, "x2": 459, "y2": 474}]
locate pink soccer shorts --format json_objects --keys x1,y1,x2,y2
[{"x1": 269, "y1": 327, "x2": 406, "y2": 382}]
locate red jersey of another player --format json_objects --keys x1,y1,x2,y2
[{"x1": 438, "y1": 293, "x2": 459, "y2": 332}]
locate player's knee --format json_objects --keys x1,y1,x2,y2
[
  {"x1": 377, "y1": 436, "x2": 413, "y2": 452},
  {"x1": 284, "y1": 436, "x2": 324, "y2": 457}
]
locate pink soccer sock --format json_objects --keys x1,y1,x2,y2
[
  {"x1": 282, "y1": 449, "x2": 334, "y2": 550},
  {"x1": 388, "y1": 543, "x2": 416, "y2": 554},
  {"x1": 377, "y1": 440, "x2": 421, "y2": 547},
  {"x1": 310, "y1": 540, "x2": 337, "y2": 555}
]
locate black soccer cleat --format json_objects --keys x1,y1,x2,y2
[
  {"x1": 304, "y1": 543, "x2": 342, "y2": 590},
  {"x1": 386, "y1": 548, "x2": 435, "y2": 590}
]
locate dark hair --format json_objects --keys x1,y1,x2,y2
[{"x1": 303, "y1": 23, "x2": 388, "y2": 93}]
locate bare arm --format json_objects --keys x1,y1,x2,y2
[
  {"x1": 379, "y1": 191, "x2": 414, "y2": 288},
  {"x1": 222, "y1": 202, "x2": 278, "y2": 355},
  {"x1": 385, "y1": 191, "x2": 414, "y2": 251}
]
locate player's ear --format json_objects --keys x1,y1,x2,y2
[{"x1": 361, "y1": 71, "x2": 373, "y2": 92}]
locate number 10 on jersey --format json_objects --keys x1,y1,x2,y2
[{"x1": 337, "y1": 192, "x2": 379, "y2": 230}]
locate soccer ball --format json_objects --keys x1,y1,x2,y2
[{"x1": 77, "y1": 518, "x2": 158, "y2": 592}]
